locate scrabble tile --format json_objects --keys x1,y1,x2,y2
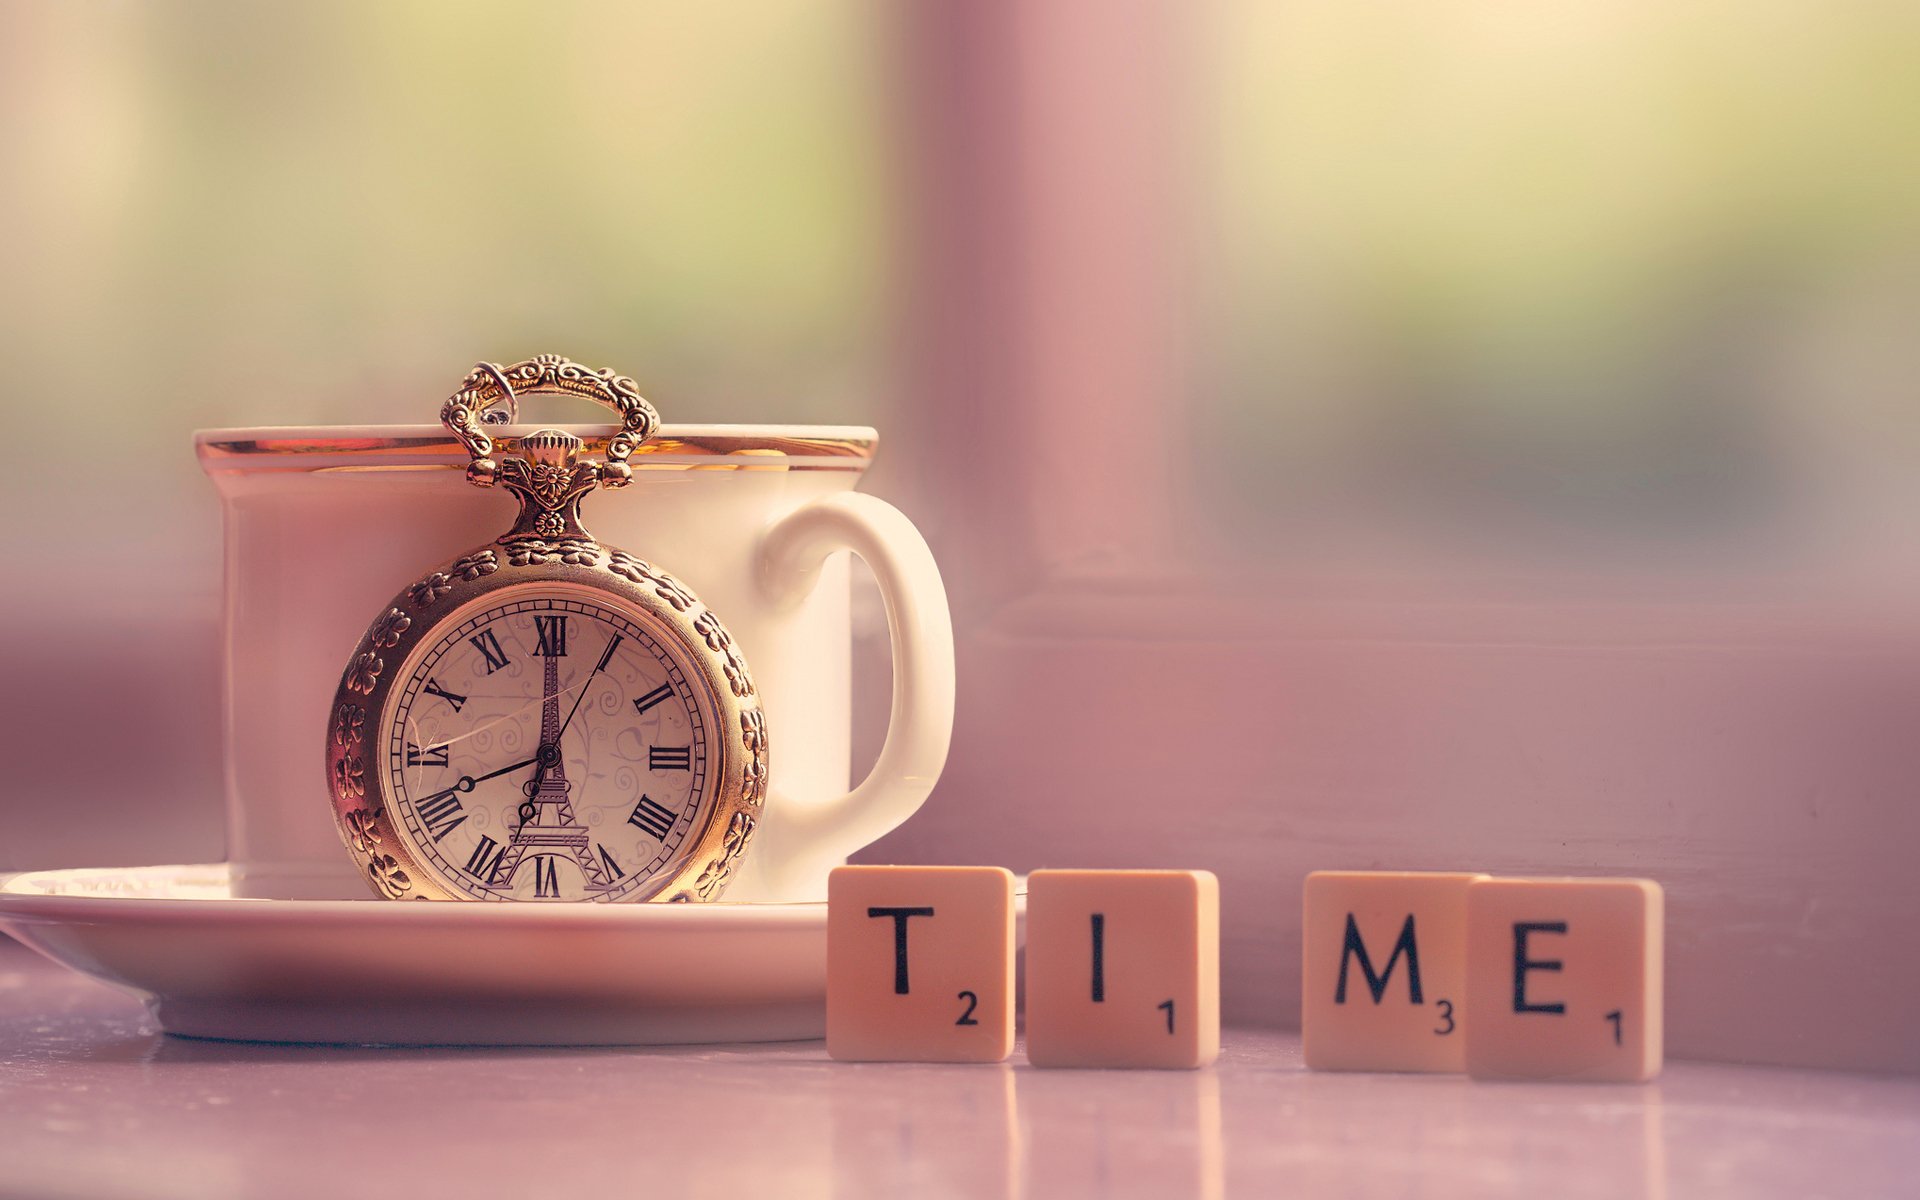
[
  {"x1": 1301, "y1": 870, "x2": 1487, "y2": 1072},
  {"x1": 1025, "y1": 869, "x2": 1219, "y2": 1069},
  {"x1": 827, "y1": 865, "x2": 1015, "y2": 1063},
  {"x1": 1465, "y1": 877, "x2": 1663, "y2": 1082}
]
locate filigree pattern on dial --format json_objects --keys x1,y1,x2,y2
[
  {"x1": 345, "y1": 652, "x2": 383, "y2": 696},
  {"x1": 691, "y1": 811, "x2": 757, "y2": 901},
  {"x1": 370, "y1": 608, "x2": 411, "y2": 648}
]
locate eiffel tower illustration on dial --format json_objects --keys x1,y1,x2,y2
[{"x1": 488, "y1": 637, "x2": 615, "y2": 896}]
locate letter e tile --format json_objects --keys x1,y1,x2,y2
[
  {"x1": 1302, "y1": 870, "x2": 1486, "y2": 1072},
  {"x1": 827, "y1": 865, "x2": 1015, "y2": 1063},
  {"x1": 1465, "y1": 877, "x2": 1663, "y2": 1082},
  {"x1": 1025, "y1": 869, "x2": 1220, "y2": 1069}
]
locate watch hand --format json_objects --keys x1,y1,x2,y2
[
  {"x1": 516, "y1": 641, "x2": 572, "y2": 829},
  {"x1": 514, "y1": 625, "x2": 619, "y2": 831},
  {"x1": 553, "y1": 632, "x2": 618, "y2": 745},
  {"x1": 419, "y1": 677, "x2": 590, "y2": 757},
  {"x1": 419, "y1": 634, "x2": 611, "y2": 829},
  {"x1": 417, "y1": 755, "x2": 539, "y2": 806},
  {"x1": 472, "y1": 755, "x2": 540, "y2": 785}
]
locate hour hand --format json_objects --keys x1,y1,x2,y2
[
  {"x1": 420, "y1": 754, "x2": 539, "y2": 806},
  {"x1": 471, "y1": 754, "x2": 540, "y2": 785}
]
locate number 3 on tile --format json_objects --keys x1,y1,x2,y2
[{"x1": 1158, "y1": 998, "x2": 1175, "y2": 1034}]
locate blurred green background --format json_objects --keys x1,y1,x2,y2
[
  {"x1": 2, "y1": 0, "x2": 889, "y2": 536},
  {"x1": 2, "y1": 0, "x2": 1914, "y2": 559},
  {"x1": 1200, "y1": 0, "x2": 1919, "y2": 566}
]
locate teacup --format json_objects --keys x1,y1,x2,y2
[{"x1": 195, "y1": 423, "x2": 953, "y2": 903}]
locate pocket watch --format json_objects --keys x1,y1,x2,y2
[{"x1": 325, "y1": 354, "x2": 767, "y2": 903}]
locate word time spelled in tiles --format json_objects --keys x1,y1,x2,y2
[
  {"x1": 1025, "y1": 869, "x2": 1220, "y2": 1069},
  {"x1": 827, "y1": 865, "x2": 1015, "y2": 1063},
  {"x1": 1302, "y1": 870, "x2": 1486, "y2": 1072},
  {"x1": 1465, "y1": 877, "x2": 1664, "y2": 1083}
]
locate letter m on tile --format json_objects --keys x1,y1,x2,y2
[{"x1": 1334, "y1": 913, "x2": 1424, "y2": 1005}]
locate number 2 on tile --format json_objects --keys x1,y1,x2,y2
[
  {"x1": 956, "y1": 990, "x2": 979, "y2": 1026},
  {"x1": 1158, "y1": 999, "x2": 1175, "y2": 1034}
]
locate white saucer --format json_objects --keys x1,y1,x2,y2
[{"x1": 0, "y1": 863, "x2": 1023, "y2": 1046}]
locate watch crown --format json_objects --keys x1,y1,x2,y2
[{"x1": 519, "y1": 428, "x2": 582, "y2": 468}]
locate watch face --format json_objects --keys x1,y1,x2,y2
[{"x1": 381, "y1": 585, "x2": 714, "y2": 901}]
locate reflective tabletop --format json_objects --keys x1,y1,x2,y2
[{"x1": 1, "y1": 941, "x2": 1914, "y2": 1199}]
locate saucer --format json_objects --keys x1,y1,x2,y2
[{"x1": 0, "y1": 864, "x2": 1023, "y2": 1046}]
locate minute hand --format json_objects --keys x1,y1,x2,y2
[{"x1": 554, "y1": 633, "x2": 620, "y2": 745}]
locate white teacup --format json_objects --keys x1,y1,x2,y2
[{"x1": 195, "y1": 424, "x2": 953, "y2": 903}]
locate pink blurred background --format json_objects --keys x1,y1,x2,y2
[{"x1": 2, "y1": 1, "x2": 1916, "y2": 1071}]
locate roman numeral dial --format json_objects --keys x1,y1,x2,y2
[
  {"x1": 415, "y1": 789, "x2": 467, "y2": 842},
  {"x1": 628, "y1": 795, "x2": 678, "y2": 841},
  {"x1": 465, "y1": 835, "x2": 505, "y2": 883},
  {"x1": 649, "y1": 746, "x2": 691, "y2": 772},
  {"x1": 470, "y1": 628, "x2": 510, "y2": 674},
  {"x1": 406, "y1": 741, "x2": 449, "y2": 767},
  {"x1": 382, "y1": 592, "x2": 713, "y2": 903}
]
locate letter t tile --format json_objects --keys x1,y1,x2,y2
[{"x1": 827, "y1": 865, "x2": 1016, "y2": 1063}]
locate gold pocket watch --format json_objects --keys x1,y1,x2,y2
[{"x1": 325, "y1": 355, "x2": 766, "y2": 902}]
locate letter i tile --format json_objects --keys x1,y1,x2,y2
[
  {"x1": 1465, "y1": 877, "x2": 1664, "y2": 1082},
  {"x1": 1302, "y1": 870, "x2": 1486, "y2": 1072},
  {"x1": 1025, "y1": 869, "x2": 1220, "y2": 1069},
  {"x1": 827, "y1": 865, "x2": 1016, "y2": 1063}
]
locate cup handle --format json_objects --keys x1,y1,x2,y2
[{"x1": 754, "y1": 493, "x2": 955, "y2": 893}]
